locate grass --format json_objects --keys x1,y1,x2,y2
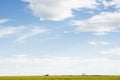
[{"x1": 0, "y1": 76, "x2": 120, "y2": 80}]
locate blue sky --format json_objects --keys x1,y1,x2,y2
[{"x1": 0, "y1": 0, "x2": 120, "y2": 75}]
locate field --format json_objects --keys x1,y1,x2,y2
[{"x1": 0, "y1": 76, "x2": 120, "y2": 80}]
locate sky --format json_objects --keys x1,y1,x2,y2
[{"x1": 0, "y1": 0, "x2": 120, "y2": 76}]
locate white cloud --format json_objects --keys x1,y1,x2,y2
[
  {"x1": 112, "y1": 0, "x2": 120, "y2": 8},
  {"x1": 101, "y1": 47, "x2": 120, "y2": 55},
  {"x1": 16, "y1": 26, "x2": 46, "y2": 42},
  {"x1": 71, "y1": 12, "x2": 120, "y2": 35},
  {"x1": 0, "y1": 19, "x2": 9, "y2": 24},
  {"x1": 89, "y1": 41, "x2": 109, "y2": 46},
  {"x1": 101, "y1": 0, "x2": 115, "y2": 7},
  {"x1": 13, "y1": 54, "x2": 28, "y2": 57},
  {"x1": 23, "y1": 0, "x2": 97, "y2": 21},
  {"x1": 22, "y1": 0, "x2": 120, "y2": 21},
  {"x1": 89, "y1": 41, "x2": 98, "y2": 46},
  {"x1": 0, "y1": 55, "x2": 120, "y2": 75},
  {"x1": 0, "y1": 26, "x2": 24, "y2": 38},
  {"x1": 0, "y1": 26, "x2": 46, "y2": 42},
  {"x1": 98, "y1": 0, "x2": 120, "y2": 8}
]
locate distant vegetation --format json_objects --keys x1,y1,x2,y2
[{"x1": 0, "y1": 76, "x2": 120, "y2": 80}]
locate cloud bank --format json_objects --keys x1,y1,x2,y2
[{"x1": 0, "y1": 55, "x2": 120, "y2": 75}]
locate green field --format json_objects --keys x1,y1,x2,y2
[{"x1": 0, "y1": 76, "x2": 120, "y2": 80}]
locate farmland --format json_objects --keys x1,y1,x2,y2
[{"x1": 0, "y1": 76, "x2": 120, "y2": 80}]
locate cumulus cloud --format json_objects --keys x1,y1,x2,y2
[
  {"x1": 101, "y1": 47, "x2": 120, "y2": 55},
  {"x1": 89, "y1": 41, "x2": 109, "y2": 46},
  {"x1": 71, "y1": 12, "x2": 120, "y2": 35},
  {"x1": 0, "y1": 55, "x2": 120, "y2": 75},
  {"x1": 23, "y1": 0, "x2": 97, "y2": 21},
  {"x1": 0, "y1": 19, "x2": 9, "y2": 24}
]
